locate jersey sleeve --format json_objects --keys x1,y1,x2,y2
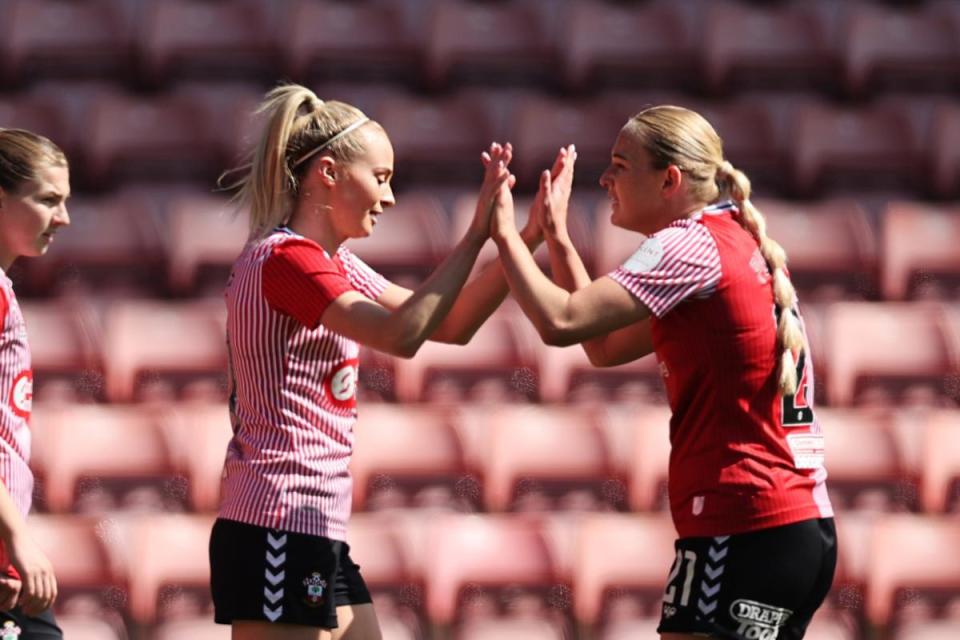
[
  {"x1": 337, "y1": 247, "x2": 389, "y2": 300},
  {"x1": 608, "y1": 221, "x2": 722, "y2": 318},
  {"x1": 262, "y1": 239, "x2": 355, "y2": 329}
]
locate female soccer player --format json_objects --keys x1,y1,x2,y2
[
  {"x1": 209, "y1": 84, "x2": 540, "y2": 640},
  {"x1": 0, "y1": 128, "x2": 70, "y2": 638},
  {"x1": 491, "y1": 107, "x2": 836, "y2": 640}
]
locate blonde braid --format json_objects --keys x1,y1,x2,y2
[{"x1": 717, "y1": 161, "x2": 804, "y2": 395}]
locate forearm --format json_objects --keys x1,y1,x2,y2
[
  {"x1": 0, "y1": 483, "x2": 27, "y2": 547},
  {"x1": 544, "y1": 232, "x2": 609, "y2": 360},
  {"x1": 388, "y1": 231, "x2": 487, "y2": 356},
  {"x1": 431, "y1": 229, "x2": 543, "y2": 344}
]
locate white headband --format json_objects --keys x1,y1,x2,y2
[{"x1": 291, "y1": 117, "x2": 370, "y2": 169}]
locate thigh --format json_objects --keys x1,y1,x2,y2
[
  {"x1": 0, "y1": 607, "x2": 63, "y2": 639},
  {"x1": 232, "y1": 621, "x2": 327, "y2": 640},
  {"x1": 657, "y1": 518, "x2": 837, "y2": 640},
  {"x1": 330, "y1": 603, "x2": 381, "y2": 640}
]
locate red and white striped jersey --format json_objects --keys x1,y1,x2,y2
[
  {"x1": 0, "y1": 270, "x2": 34, "y2": 520},
  {"x1": 609, "y1": 202, "x2": 833, "y2": 538},
  {"x1": 219, "y1": 228, "x2": 387, "y2": 540}
]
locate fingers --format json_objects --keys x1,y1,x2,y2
[
  {"x1": 18, "y1": 570, "x2": 56, "y2": 616},
  {"x1": 0, "y1": 578, "x2": 19, "y2": 611}
]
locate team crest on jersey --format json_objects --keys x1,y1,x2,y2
[
  {"x1": 9, "y1": 370, "x2": 32, "y2": 419},
  {"x1": 622, "y1": 237, "x2": 664, "y2": 273},
  {"x1": 324, "y1": 358, "x2": 359, "y2": 410},
  {"x1": 302, "y1": 572, "x2": 328, "y2": 608},
  {"x1": 729, "y1": 599, "x2": 792, "y2": 640},
  {"x1": 1, "y1": 620, "x2": 21, "y2": 639}
]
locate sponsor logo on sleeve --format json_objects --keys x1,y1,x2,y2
[
  {"x1": 622, "y1": 237, "x2": 664, "y2": 273},
  {"x1": 9, "y1": 370, "x2": 32, "y2": 419},
  {"x1": 324, "y1": 359, "x2": 359, "y2": 410},
  {"x1": 729, "y1": 599, "x2": 792, "y2": 639}
]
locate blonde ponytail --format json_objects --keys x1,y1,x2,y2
[
  {"x1": 219, "y1": 84, "x2": 372, "y2": 238},
  {"x1": 716, "y1": 161, "x2": 804, "y2": 396}
]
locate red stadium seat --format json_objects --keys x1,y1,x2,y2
[
  {"x1": 20, "y1": 299, "x2": 102, "y2": 403},
  {"x1": 481, "y1": 405, "x2": 623, "y2": 512},
  {"x1": 789, "y1": 104, "x2": 919, "y2": 196},
  {"x1": 116, "y1": 513, "x2": 217, "y2": 625},
  {"x1": 55, "y1": 615, "x2": 125, "y2": 640},
  {"x1": 36, "y1": 404, "x2": 183, "y2": 513},
  {"x1": 894, "y1": 620, "x2": 960, "y2": 640},
  {"x1": 458, "y1": 617, "x2": 567, "y2": 640},
  {"x1": 536, "y1": 342, "x2": 663, "y2": 406},
  {"x1": 392, "y1": 305, "x2": 539, "y2": 403},
  {"x1": 282, "y1": 0, "x2": 419, "y2": 85},
  {"x1": 83, "y1": 92, "x2": 218, "y2": 187},
  {"x1": 701, "y1": 3, "x2": 838, "y2": 95},
  {"x1": 560, "y1": 1, "x2": 697, "y2": 92},
  {"x1": 573, "y1": 513, "x2": 677, "y2": 628},
  {"x1": 351, "y1": 404, "x2": 474, "y2": 512},
  {"x1": 817, "y1": 408, "x2": 918, "y2": 513},
  {"x1": 171, "y1": 82, "x2": 266, "y2": 171},
  {"x1": 825, "y1": 303, "x2": 956, "y2": 407},
  {"x1": 165, "y1": 402, "x2": 232, "y2": 513},
  {"x1": 0, "y1": 0, "x2": 132, "y2": 85},
  {"x1": 102, "y1": 299, "x2": 227, "y2": 403},
  {"x1": 756, "y1": 197, "x2": 879, "y2": 301},
  {"x1": 375, "y1": 97, "x2": 493, "y2": 185},
  {"x1": 865, "y1": 514, "x2": 960, "y2": 628},
  {"x1": 0, "y1": 95, "x2": 66, "y2": 147},
  {"x1": 423, "y1": 2, "x2": 553, "y2": 89},
  {"x1": 833, "y1": 510, "x2": 875, "y2": 601},
  {"x1": 139, "y1": 0, "x2": 276, "y2": 86},
  {"x1": 620, "y1": 405, "x2": 673, "y2": 512},
  {"x1": 920, "y1": 411, "x2": 960, "y2": 513},
  {"x1": 930, "y1": 104, "x2": 960, "y2": 198},
  {"x1": 164, "y1": 193, "x2": 248, "y2": 295},
  {"x1": 842, "y1": 5, "x2": 960, "y2": 97},
  {"x1": 881, "y1": 202, "x2": 960, "y2": 301},
  {"x1": 151, "y1": 617, "x2": 230, "y2": 640},
  {"x1": 346, "y1": 513, "x2": 417, "y2": 589},
  {"x1": 424, "y1": 514, "x2": 564, "y2": 626}
]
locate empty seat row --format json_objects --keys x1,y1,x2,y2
[
  {"x1": 26, "y1": 401, "x2": 960, "y2": 516},
  {"x1": 24, "y1": 510, "x2": 960, "y2": 635},
  {"x1": 3, "y1": 84, "x2": 960, "y2": 195},
  {"x1": 0, "y1": 0, "x2": 957, "y2": 97}
]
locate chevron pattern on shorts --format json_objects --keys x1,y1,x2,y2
[
  {"x1": 263, "y1": 530, "x2": 287, "y2": 622},
  {"x1": 697, "y1": 535, "x2": 730, "y2": 621}
]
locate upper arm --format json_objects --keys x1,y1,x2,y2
[
  {"x1": 585, "y1": 318, "x2": 654, "y2": 367},
  {"x1": 319, "y1": 290, "x2": 402, "y2": 354},
  {"x1": 375, "y1": 282, "x2": 413, "y2": 311},
  {"x1": 547, "y1": 275, "x2": 651, "y2": 346}
]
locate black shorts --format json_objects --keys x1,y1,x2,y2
[
  {"x1": 209, "y1": 518, "x2": 372, "y2": 629},
  {"x1": 657, "y1": 517, "x2": 837, "y2": 640},
  {"x1": 0, "y1": 607, "x2": 62, "y2": 639}
]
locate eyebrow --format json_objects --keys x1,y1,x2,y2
[{"x1": 612, "y1": 152, "x2": 629, "y2": 161}]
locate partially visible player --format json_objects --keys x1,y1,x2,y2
[
  {"x1": 491, "y1": 107, "x2": 835, "y2": 640},
  {"x1": 209, "y1": 84, "x2": 543, "y2": 640},
  {"x1": 0, "y1": 128, "x2": 70, "y2": 639}
]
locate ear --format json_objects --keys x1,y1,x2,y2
[
  {"x1": 661, "y1": 165, "x2": 683, "y2": 198},
  {"x1": 314, "y1": 156, "x2": 338, "y2": 188}
]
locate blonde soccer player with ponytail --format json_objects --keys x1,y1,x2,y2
[{"x1": 491, "y1": 106, "x2": 835, "y2": 640}]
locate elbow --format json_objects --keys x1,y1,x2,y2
[
  {"x1": 585, "y1": 348, "x2": 611, "y2": 368},
  {"x1": 540, "y1": 321, "x2": 579, "y2": 347},
  {"x1": 392, "y1": 339, "x2": 421, "y2": 359}
]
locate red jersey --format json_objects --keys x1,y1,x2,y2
[
  {"x1": 219, "y1": 228, "x2": 388, "y2": 540},
  {"x1": 609, "y1": 202, "x2": 833, "y2": 538},
  {"x1": 0, "y1": 270, "x2": 33, "y2": 519}
]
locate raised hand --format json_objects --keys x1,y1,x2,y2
[
  {"x1": 534, "y1": 145, "x2": 577, "y2": 241},
  {"x1": 470, "y1": 142, "x2": 516, "y2": 239}
]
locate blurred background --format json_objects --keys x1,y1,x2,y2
[{"x1": 1, "y1": 0, "x2": 959, "y2": 638}]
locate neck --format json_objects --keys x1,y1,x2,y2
[{"x1": 287, "y1": 198, "x2": 342, "y2": 257}]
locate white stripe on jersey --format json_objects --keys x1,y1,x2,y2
[
  {"x1": 219, "y1": 231, "x2": 386, "y2": 540},
  {"x1": 0, "y1": 270, "x2": 33, "y2": 518}
]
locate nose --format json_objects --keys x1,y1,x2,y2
[
  {"x1": 599, "y1": 166, "x2": 612, "y2": 190},
  {"x1": 55, "y1": 204, "x2": 70, "y2": 227},
  {"x1": 382, "y1": 183, "x2": 396, "y2": 208}
]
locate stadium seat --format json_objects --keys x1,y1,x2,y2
[
  {"x1": 560, "y1": 1, "x2": 697, "y2": 92},
  {"x1": 509, "y1": 96, "x2": 623, "y2": 189},
  {"x1": 37, "y1": 404, "x2": 183, "y2": 513},
  {"x1": 376, "y1": 97, "x2": 493, "y2": 185},
  {"x1": 611, "y1": 404, "x2": 673, "y2": 513},
  {"x1": 346, "y1": 513, "x2": 416, "y2": 589},
  {"x1": 833, "y1": 510, "x2": 876, "y2": 600},
  {"x1": 423, "y1": 1, "x2": 553, "y2": 90},
  {"x1": 83, "y1": 92, "x2": 218, "y2": 187},
  {"x1": 881, "y1": 202, "x2": 960, "y2": 301},
  {"x1": 116, "y1": 513, "x2": 217, "y2": 625},
  {"x1": 56, "y1": 614, "x2": 125, "y2": 640},
  {"x1": 424, "y1": 514, "x2": 564, "y2": 626},
  {"x1": 0, "y1": 95, "x2": 66, "y2": 147},
  {"x1": 842, "y1": 5, "x2": 960, "y2": 97},
  {"x1": 920, "y1": 410, "x2": 960, "y2": 513},
  {"x1": 164, "y1": 193, "x2": 248, "y2": 295},
  {"x1": 351, "y1": 404, "x2": 474, "y2": 512},
  {"x1": 536, "y1": 342, "x2": 663, "y2": 406},
  {"x1": 865, "y1": 514, "x2": 960, "y2": 628},
  {"x1": 392, "y1": 304, "x2": 539, "y2": 403},
  {"x1": 600, "y1": 617, "x2": 662, "y2": 640},
  {"x1": 700, "y1": 3, "x2": 838, "y2": 95},
  {"x1": 20, "y1": 299, "x2": 102, "y2": 402},
  {"x1": 894, "y1": 620, "x2": 960, "y2": 640},
  {"x1": 756, "y1": 197, "x2": 878, "y2": 301},
  {"x1": 789, "y1": 104, "x2": 918, "y2": 196},
  {"x1": 592, "y1": 199, "x2": 645, "y2": 276},
  {"x1": 481, "y1": 404, "x2": 623, "y2": 512},
  {"x1": 138, "y1": 0, "x2": 276, "y2": 86},
  {"x1": 929, "y1": 104, "x2": 960, "y2": 198},
  {"x1": 817, "y1": 408, "x2": 918, "y2": 513},
  {"x1": 573, "y1": 513, "x2": 677, "y2": 628},
  {"x1": 102, "y1": 299, "x2": 227, "y2": 403},
  {"x1": 824, "y1": 303, "x2": 955, "y2": 407},
  {"x1": 0, "y1": 0, "x2": 131, "y2": 86},
  {"x1": 151, "y1": 616, "x2": 230, "y2": 640},
  {"x1": 165, "y1": 402, "x2": 232, "y2": 513},
  {"x1": 281, "y1": 0, "x2": 419, "y2": 86},
  {"x1": 458, "y1": 616, "x2": 567, "y2": 640}
]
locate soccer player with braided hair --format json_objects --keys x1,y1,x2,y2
[{"x1": 490, "y1": 106, "x2": 835, "y2": 640}]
